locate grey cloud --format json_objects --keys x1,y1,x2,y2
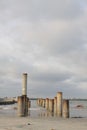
[
  {"x1": 0, "y1": 0, "x2": 84, "y2": 57},
  {"x1": 27, "y1": 80, "x2": 86, "y2": 98},
  {"x1": 72, "y1": 76, "x2": 87, "y2": 83},
  {"x1": 30, "y1": 71, "x2": 73, "y2": 83},
  {"x1": 0, "y1": 0, "x2": 83, "y2": 23},
  {"x1": 48, "y1": 29, "x2": 83, "y2": 55},
  {"x1": 0, "y1": 0, "x2": 87, "y2": 98}
]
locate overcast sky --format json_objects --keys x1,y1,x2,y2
[{"x1": 0, "y1": 0, "x2": 87, "y2": 98}]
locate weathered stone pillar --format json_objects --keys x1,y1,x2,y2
[
  {"x1": 45, "y1": 98, "x2": 49, "y2": 110},
  {"x1": 57, "y1": 92, "x2": 62, "y2": 117},
  {"x1": 17, "y1": 96, "x2": 24, "y2": 116},
  {"x1": 54, "y1": 97, "x2": 57, "y2": 115},
  {"x1": 42, "y1": 99, "x2": 45, "y2": 108},
  {"x1": 22, "y1": 73, "x2": 27, "y2": 96},
  {"x1": 18, "y1": 73, "x2": 29, "y2": 117},
  {"x1": 49, "y1": 99, "x2": 54, "y2": 113},
  {"x1": 22, "y1": 95, "x2": 28, "y2": 116},
  {"x1": 39, "y1": 98, "x2": 43, "y2": 106},
  {"x1": 62, "y1": 99, "x2": 69, "y2": 118},
  {"x1": 38, "y1": 98, "x2": 40, "y2": 105},
  {"x1": 48, "y1": 99, "x2": 51, "y2": 112}
]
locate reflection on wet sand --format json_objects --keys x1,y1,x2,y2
[{"x1": 38, "y1": 111, "x2": 54, "y2": 117}]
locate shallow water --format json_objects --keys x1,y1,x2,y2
[
  {"x1": 69, "y1": 100, "x2": 87, "y2": 118},
  {"x1": 0, "y1": 100, "x2": 87, "y2": 118}
]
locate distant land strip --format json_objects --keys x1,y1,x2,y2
[{"x1": 0, "y1": 97, "x2": 87, "y2": 105}]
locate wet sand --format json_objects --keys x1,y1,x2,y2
[{"x1": 0, "y1": 116, "x2": 87, "y2": 130}]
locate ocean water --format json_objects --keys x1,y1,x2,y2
[
  {"x1": 69, "y1": 100, "x2": 87, "y2": 118},
  {"x1": 0, "y1": 100, "x2": 87, "y2": 118}
]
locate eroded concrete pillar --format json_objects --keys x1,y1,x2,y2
[
  {"x1": 45, "y1": 98, "x2": 49, "y2": 110},
  {"x1": 17, "y1": 95, "x2": 28, "y2": 116},
  {"x1": 49, "y1": 99, "x2": 54, "y2": 113},
  {"x1": 22, "y1": 73, "x2": 27, "y2": 96},
  {"x1": 54, "y1": 97, "x2": 57, "y2": 115},
  {"x1": 18, "y1": 73, "x2": 29, "y2": 117},
  {"x1": 62, "y1": 99, "x2": 69, "y2": 118},
  {"x1": 57, "y1": 92, "x2": 62, "y2": 117},
  {"x1": 39, "y1": 98, "x2": 43, "y2": 106},
  {"x1": 17, "y1": 96, "x2": 24, "y2": 117},
  {"x1": 42, "y1": 99, "x2": 45, "y2": 108},
  {"x1": 22, "y1": 95, "x2": 28, "y2": 116}
]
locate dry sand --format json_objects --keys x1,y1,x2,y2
[{"x1": 0, "y1": 115, "x2": 87, "y2": 130}]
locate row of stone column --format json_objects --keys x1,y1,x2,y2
[{"x1": 37, "y1": 92, "x2": 69, "y2": 118}]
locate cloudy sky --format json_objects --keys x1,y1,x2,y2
[{"x1": 0, "y1": 0, "x2": 87, "y2": 98}]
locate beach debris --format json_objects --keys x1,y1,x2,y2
[
  {"x1": 76, "y1": 105, "x2": 84, "y2": 108},
  {"x1": 72, "y1": 116, "x2": 83, "y2": 118},
  {"x1": 27, "y1": 123, "x2": 31, "y2": 125}
]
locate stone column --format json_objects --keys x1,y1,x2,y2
[
  {"x1": 62, "y1": 99, "x2": 69, "y2": 118},
  {"x1": 57, "y1": 92, "x2": 62, "y2": 117},
  {"x1": 49, "y1": 99, "x2": 54, "y2": 113},
  {"x1": 45, "y1": 98, "x2": 49, "y2": 110},
  {"x1": 54, "y1": 97, "x2": 57, "y2": 115},
  {"x1": 39, "y1": 98, "x2": 43, "y2": 106},
  {"x1": 42, "y1": 99, "x2": 45, "y2": 108},
  {"x1": 17, "y1": 96, "x2": 24, "y2": 117},
  {"x1": 22, "y1": 73, "x2": 27, "y2": 96},
  {"x1": 22, "y1": 95, "x2": 28, "y2": 116}
]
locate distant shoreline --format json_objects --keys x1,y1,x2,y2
[{"x1": 69, "y1": 99, "x2": 87, "y2": 101}]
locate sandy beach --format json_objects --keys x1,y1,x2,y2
[
  {"x1": 0, "y1": 115, "x2": 87, "y2": 130},
  {"x1": 0, "y1": 99, "x2": 87, "y2": 130}
]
